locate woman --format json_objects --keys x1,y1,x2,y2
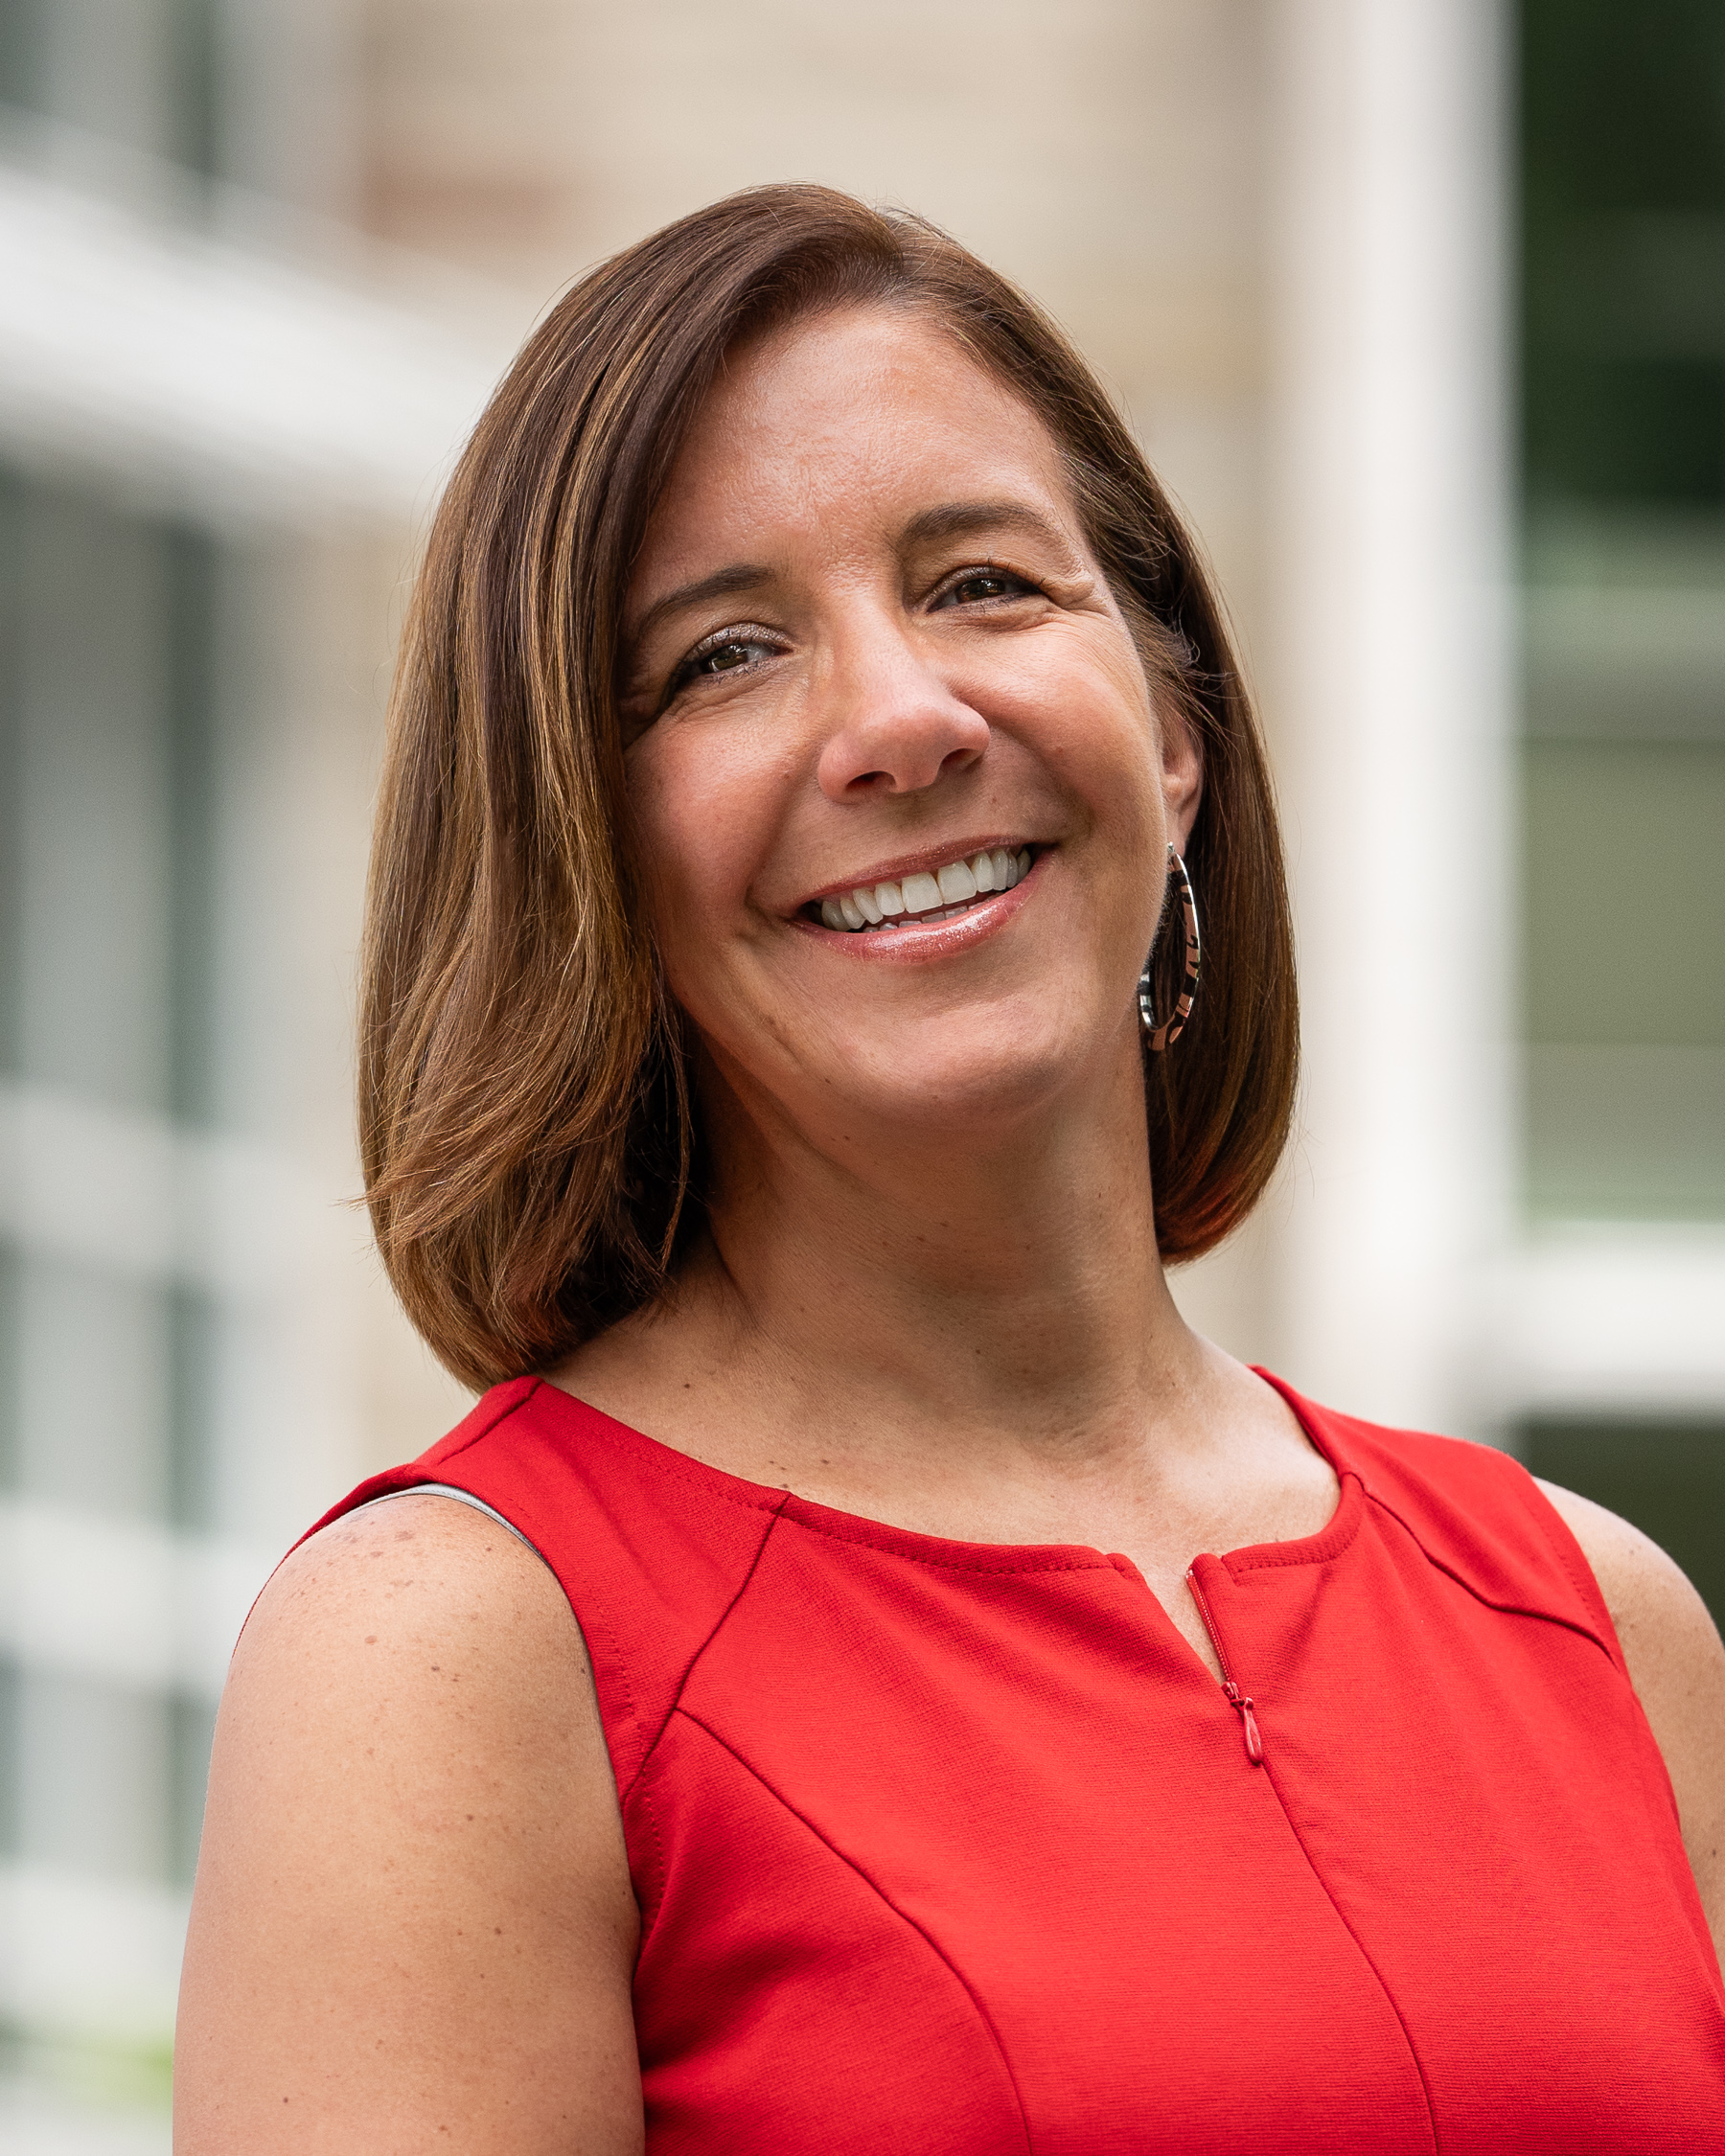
[{"x1": 176, "y1": 187, "x2": 1725, "y2": 2151}]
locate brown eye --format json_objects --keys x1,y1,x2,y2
[
  {"x1": 700, "y1": 639, "x2": 767, "y2": 675},
  {"x1": 672, "y1": 631, "x2": 781, "y2": 693},
  {"x1": 938, "y1": 569, "x2": 1030, "y2": 608}
]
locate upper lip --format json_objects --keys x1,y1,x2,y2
[{"x1": 797, "y1": 837, "x2": 1041, "y2": 909}]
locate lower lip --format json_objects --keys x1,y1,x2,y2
[{"x1": 792, "y1": 854, "x2": 1044, "y2": 962}]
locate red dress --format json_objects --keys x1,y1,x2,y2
[{"x1": 313, "y1": 1372, "x2": 1725, "y2": 2152}]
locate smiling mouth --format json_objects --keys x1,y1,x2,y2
[{"x1": 806, "y1": 845, "x2": 1037, "y2": 932}]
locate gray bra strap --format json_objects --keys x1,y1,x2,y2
[{"x1": 349, "y1": 1480, "x2": 547, "y2": 1570}]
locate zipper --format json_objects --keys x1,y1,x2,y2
[{"x1": 1184, "y1": 1563, "x2": 1264, "y2": 1765}]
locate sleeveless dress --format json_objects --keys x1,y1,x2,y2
[{"x1": 311, "y1": 1371, "x2": 1725, "y2": 2153}]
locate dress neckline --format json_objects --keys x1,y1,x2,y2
[{"x1": 527, "y1": 1365, "x2": 1363, "y2": 1577}]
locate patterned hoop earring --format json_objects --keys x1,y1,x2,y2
[{"x1": 1138, "y1": 845, "x2": 1202, "y2": 1052}]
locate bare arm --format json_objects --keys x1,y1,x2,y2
[
  {"x1": 1538, "y1": 1479, "x2": 1725, "y2": 1965},
  {"x1": 174, "y1": 1494, "x2": 643, "y2": 2153}
]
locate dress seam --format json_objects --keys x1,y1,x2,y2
[
  {"x1": 594, "y1": 1446, "x2": 788, "y2": 1517},
  {"x1": 529, "y1": 1384, "x2": 796, "y2": 1517},
  {"x1": 1516, "y1": 1474, "x2": 1635, "y2": 1676},
  {"x1": 1220, "y1": 1473, "x2": 1366, "y2": 1573},
  {"x1": 671, "y1": 1706, "x2": 1038, "y2": 2156},
  {"x1": 442, "y1": 1380, "x2": 785, "y2": 1519},
  {"x1": 621, "y1": 1490, "x2": 792, "y2": 1823},
  {"x1": 1255, "y1": 1751, "x2": 1442, "y2": 2154},
  {"x1": 420, "y1": 1378, "x2": 543, "y2": 1468},
  {"x1": 776, "y1": 1508, "x2": 1117, "y2": 1573},
  {"x1": 1363, "y1": 1489, "x2": 1622, "y2": 1667},
  {"x1": 528, "y1": 1388, "x2": 1122, "y2": 1564},
  {"x1": 624, "y1": 1773, "x2": 670, "y2": 1942}
]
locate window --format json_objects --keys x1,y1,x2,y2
[
  {"x1": 1520, "y1": 0, "x2": 1725, "y2": 1223},
  {"x1": 0, "y1": 470, "x2": 231, "y2": 2074},
  {"x1": 1519, "y1": 0, "x2": 1725, "y2": 1617}
]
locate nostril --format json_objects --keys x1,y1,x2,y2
[{"x1": 816, "y1": 697, "x2": 989, "y2": 803}]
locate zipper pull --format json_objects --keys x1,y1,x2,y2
[
  {"x1": 1185, "y1": 1563, "x2": 1266, "y2": 1767},
  {"x1": 1222, "y1": 1680, "x2": 1264, "y2": 1765}
]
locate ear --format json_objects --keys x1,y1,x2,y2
[{"x1": 1159, "y1": 702, "x2": 1204, "y2": 854}]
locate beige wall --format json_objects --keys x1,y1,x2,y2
[{"x1": 356, "y1": 0, "x2": 1274, "y2": 642}]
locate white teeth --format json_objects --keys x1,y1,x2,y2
[
  {"x1": 936, "y1": 859, "x2": 978, "y2": 905},
  {"x1": 900, "y1": 870, "x2": 943, "y2": 914},
  {"x1": 816, "y1": 847, "x2": 1035, "y2": 930}
]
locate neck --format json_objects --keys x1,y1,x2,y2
[{"x1": 640, "y1": 1030, "x2": 1204, "y2": 1475}]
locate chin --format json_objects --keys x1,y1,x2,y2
[{"x1": 836, "y1": 1010, "x2": 1114, "y2": 1136}]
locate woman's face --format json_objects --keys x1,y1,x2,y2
[{"x1": 622, "y1": 305, "x2": 1201, "y2": 1158}]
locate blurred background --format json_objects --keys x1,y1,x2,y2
[{"x1": 0, "y1": 0, "x2": 1718, "y2": 2144}]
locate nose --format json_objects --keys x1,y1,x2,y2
[{"x1": 815, "y1": 613, "x2": 990, "y2": 802}]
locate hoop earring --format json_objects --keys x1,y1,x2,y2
[{"x1": 1138, "y1": 845, "x2": 1201, "y2": 1052}]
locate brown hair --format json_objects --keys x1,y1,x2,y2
[{"x1": 361, "y1": 184, "x2": 1298, "y2": 1390}]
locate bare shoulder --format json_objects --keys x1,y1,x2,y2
[
  {"x1": 223, "y1": 1488, "x2": 595, "y2": 1728},
  {"x1": 1536, "y1": 1478, "x2": 1725, "y2": 1956},
  {"x1": 174, "y1": 1493, "x2": 642, "y2": 2154},
  {"x1": 1534, "y1": 1478, "x2": 1724, "y2": 1688},
  {"x1": 229, "y1": 1486, "x2": 569, "y2": 1667}
]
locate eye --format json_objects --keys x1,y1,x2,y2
[
  {"x1": 932, "y1": 566, "x2": 1036, "y2": 609},
  {"x1": 670, "y1": 626, "x2": 784, "y2": 695},
  {"x1": 696, "y1": 636, "x2": 774, "y2": 676}
]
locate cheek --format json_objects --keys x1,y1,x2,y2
[
  {"x1": 988, "y1": 633, "x2": 1160, "y2": 821},
  {"x1": 626, "y1": 725, "x2": 785, "y2": 975}
]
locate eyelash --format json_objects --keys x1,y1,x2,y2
[
  {"x1": 666, "y1": 623, "x2": 786, "y2": 698},
  {"x1": 931, "y1": 564, "x2": 1036, "y2": 608},
  {"x1": 664, "y1": 565, "x2": 1040, "y2": 699}
]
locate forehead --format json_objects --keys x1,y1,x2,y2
[{"x1": 633, "y1": 306, "x2": 1075, "y2": 583}]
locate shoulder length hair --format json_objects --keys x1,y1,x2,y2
[{"x1": 362, "y1": 184, "x2": 1299, "y2": 1391}]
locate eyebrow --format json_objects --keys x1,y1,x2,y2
[
  {"x1": 625, "y1": 498, "x2": 1081, "y2": 662},
  {"x1": 629, "y1": 562, "x2": 776, "y2": 650},
  {"x1": 899, "y1": 498, "x2": 1079, "y2": 556}
]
